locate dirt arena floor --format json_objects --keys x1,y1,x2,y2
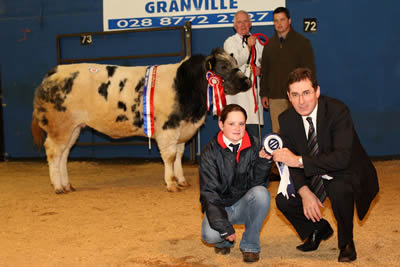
[{"x1": 0, "y1": 158, "x2": 399, "y2": 266}]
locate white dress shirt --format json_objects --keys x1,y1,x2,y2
[{"x1": 222, "y1": 134, "x2": 242, "y2": 152}]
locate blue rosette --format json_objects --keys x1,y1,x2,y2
[{"x1": 262, "y1": 133, "x2": 283, "y2": 155}]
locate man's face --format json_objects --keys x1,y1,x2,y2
[
  {"x1": 273, "y1": 12, "x2": 291, "y2": 35},
  {"x1": 234, "y1": 12, "x2": 252, "y2": 36},
  {"x1": 219, "y1": 111, "x2": 246, "y2": 143},
  {"x1": 288, "y1": 79, "x2": 320, "y2": 117}
]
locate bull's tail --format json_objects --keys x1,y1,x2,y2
[{"x1": 31, "y1": 115, "x2": 44, "y2": 150}]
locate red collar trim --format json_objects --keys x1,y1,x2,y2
[{"x1": 217, "y1": 131, "x2": 251, "y2": 162}]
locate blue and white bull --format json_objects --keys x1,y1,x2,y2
[{"x1": 31, "y1": 48, "x2": 251, "y2": 193}]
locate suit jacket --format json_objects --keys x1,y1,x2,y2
[{"x1": 279, "y1": 95, "x2": 379, "y2": 220}]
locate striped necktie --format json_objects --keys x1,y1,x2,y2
[{"x1": 306, "y1": 117, "x2": 327, "y2": 202}]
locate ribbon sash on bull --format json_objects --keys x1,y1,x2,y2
[
  {"x1": 143, "y1": 65, "x2": 157, "y2": 149},
  {"x1": 263, "y1": 134, "x2": 296, "y2": 199},
  {"x1": 206, "y1": 71, "x2": 226, "y2": 116}
]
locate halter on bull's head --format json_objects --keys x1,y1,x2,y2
[{"x1": 205, "y1": 47, "x2": 251, "y2": 95}]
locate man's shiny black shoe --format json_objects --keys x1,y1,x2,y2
[
  {"x1": 338, "y1": 241, "x2": 357, "y2": 262},
  {"x1": 214, "y1": 247, "x2": 230, "y2": 255},
  {"x1": 296, "y1": 222, "x2": 334, "y2": 252}
]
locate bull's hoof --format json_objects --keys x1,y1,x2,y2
[
  {"x1": 55, "y1": 189, "x2": 65, "y2": 194},
  {"x1": 167, "y1": 184, "x2": 182, "y2": 192},
  {"x1": 178, "y1": 181, "x2": 191, "y2": 188},
  {"x1": 54, "y1": 184, "x2": 75, "y2": 194},
  {"x1": 64, "y1": 184, "x2": 76, "y2": 193}
]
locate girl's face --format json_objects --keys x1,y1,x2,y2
[{"x1": 219, "y1": 111, "x2": 246, "y2": 143}]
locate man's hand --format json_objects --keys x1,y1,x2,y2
[
  {"x1": 261, "y1": 96, "x2": 269, "y2": 109},
  {"x1": 298, "y1": 186, "x2": 325, "y2": 222},
  {"x1": 259, "y1": 148, "x2": 272, "y2": 160},
  {"x1": 272, "y1": 148, "x2": 302, "y2": 167},
  {"x1": 253, "y1": 66, "x2": 261, "y2": 77},
  {"x1": 247, "y1": 36, "x2": 256, "y2": 49},
  {"x1": 226, "y1": 233, "x2": 236, "y2": 242}
]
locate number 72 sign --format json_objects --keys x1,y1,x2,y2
[{"x1": 303, "y1": 18, "x2": 317, "y2": 33}]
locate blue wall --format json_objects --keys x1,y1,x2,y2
[{"x1": 1, "y1": 0, "x2": 399, "y2": 158}]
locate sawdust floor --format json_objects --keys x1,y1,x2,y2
[{"x1": 0, "y1": 159, "x2": 399, "y2": 266}]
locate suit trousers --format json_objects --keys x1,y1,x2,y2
[
  {"x1": 269, "y1": 98, "x2": 291, "y2": 134},
  {"x1": 275, "y1": 176, "x2": 355, "y2": 248}
]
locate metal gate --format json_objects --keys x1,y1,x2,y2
[{"x1": 55, "y1": 22, "x2": 196, "y2": 161}]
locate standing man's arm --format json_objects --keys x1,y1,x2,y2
[{"x1": 253, "y1": 38, "x2": 264, "y2": 78}]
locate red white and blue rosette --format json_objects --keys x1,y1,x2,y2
[{"x1": 206, "y1": 71, "x2": 226, "y2": 116}]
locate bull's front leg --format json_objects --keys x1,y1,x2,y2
[{"x1": 174, "y1": 142, "x2": 189, "y2": 188}]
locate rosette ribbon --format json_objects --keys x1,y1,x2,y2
[
  {"x1": 262, "y1": 133, "x2": 296, "y2": 199},
  {"x1": 206, "y1": 71, "x2": 226, "y2": 116}
]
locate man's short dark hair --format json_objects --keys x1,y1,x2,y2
[
  {"x1": 273, "y1": 7, "x2": 290, "y2": 19},
  {"x1": 220, "y1": 104, "x2": 247, "y2": 123},
  {"x1": 287, "y1": 68, "x2": 318, "y2": 92}
]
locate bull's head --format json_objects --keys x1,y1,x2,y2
[{"x1": 205, "y1": 47, "x2": 251, "y2": 95}]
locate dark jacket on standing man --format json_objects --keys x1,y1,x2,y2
[{"x1": 260, "y1": 28, "x2": 316, "y2": 99}]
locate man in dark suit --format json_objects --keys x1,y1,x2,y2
[{"x1": 272, "y1": 68, "x2": 379, "y2": 262}]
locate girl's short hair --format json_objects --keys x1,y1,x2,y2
[{"x1": 219, "y1": 104, "x2": 247, "y2": 123}]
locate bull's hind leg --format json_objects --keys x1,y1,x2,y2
[
  {"x1": 44, "y1": 125, "x2": 80, "y2": 194},
  {"x1": 59, "y1": 126, "x2": 82, "y2": 192},
  {"x1": 44, "y1": 137, "x2": 67, "y2": 194},
  {"x1": 159, "y1": 144, "x2": 180, "y2": 192},
  {"x1": 174, "y1": 143, "x2": 189, "y2": 188}
]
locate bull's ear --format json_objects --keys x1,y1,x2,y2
[{"x1": 211, "y1": 47, "x2": 225, "y2": 56}]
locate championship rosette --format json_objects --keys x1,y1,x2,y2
[
  {"x1": 262, "y1": 134, "x2": 283, "y2": 155},
  {"x1": 262, "y1": 134, "x2": 296, "y2": 199}
]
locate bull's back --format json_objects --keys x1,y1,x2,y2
[{"x1": 34, "y1": 63, "x2": 180, "y2": 139}]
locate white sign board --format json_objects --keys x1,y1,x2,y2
[{"x1": 103, "y1": 0, "x2": 285, "y2": 31}]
